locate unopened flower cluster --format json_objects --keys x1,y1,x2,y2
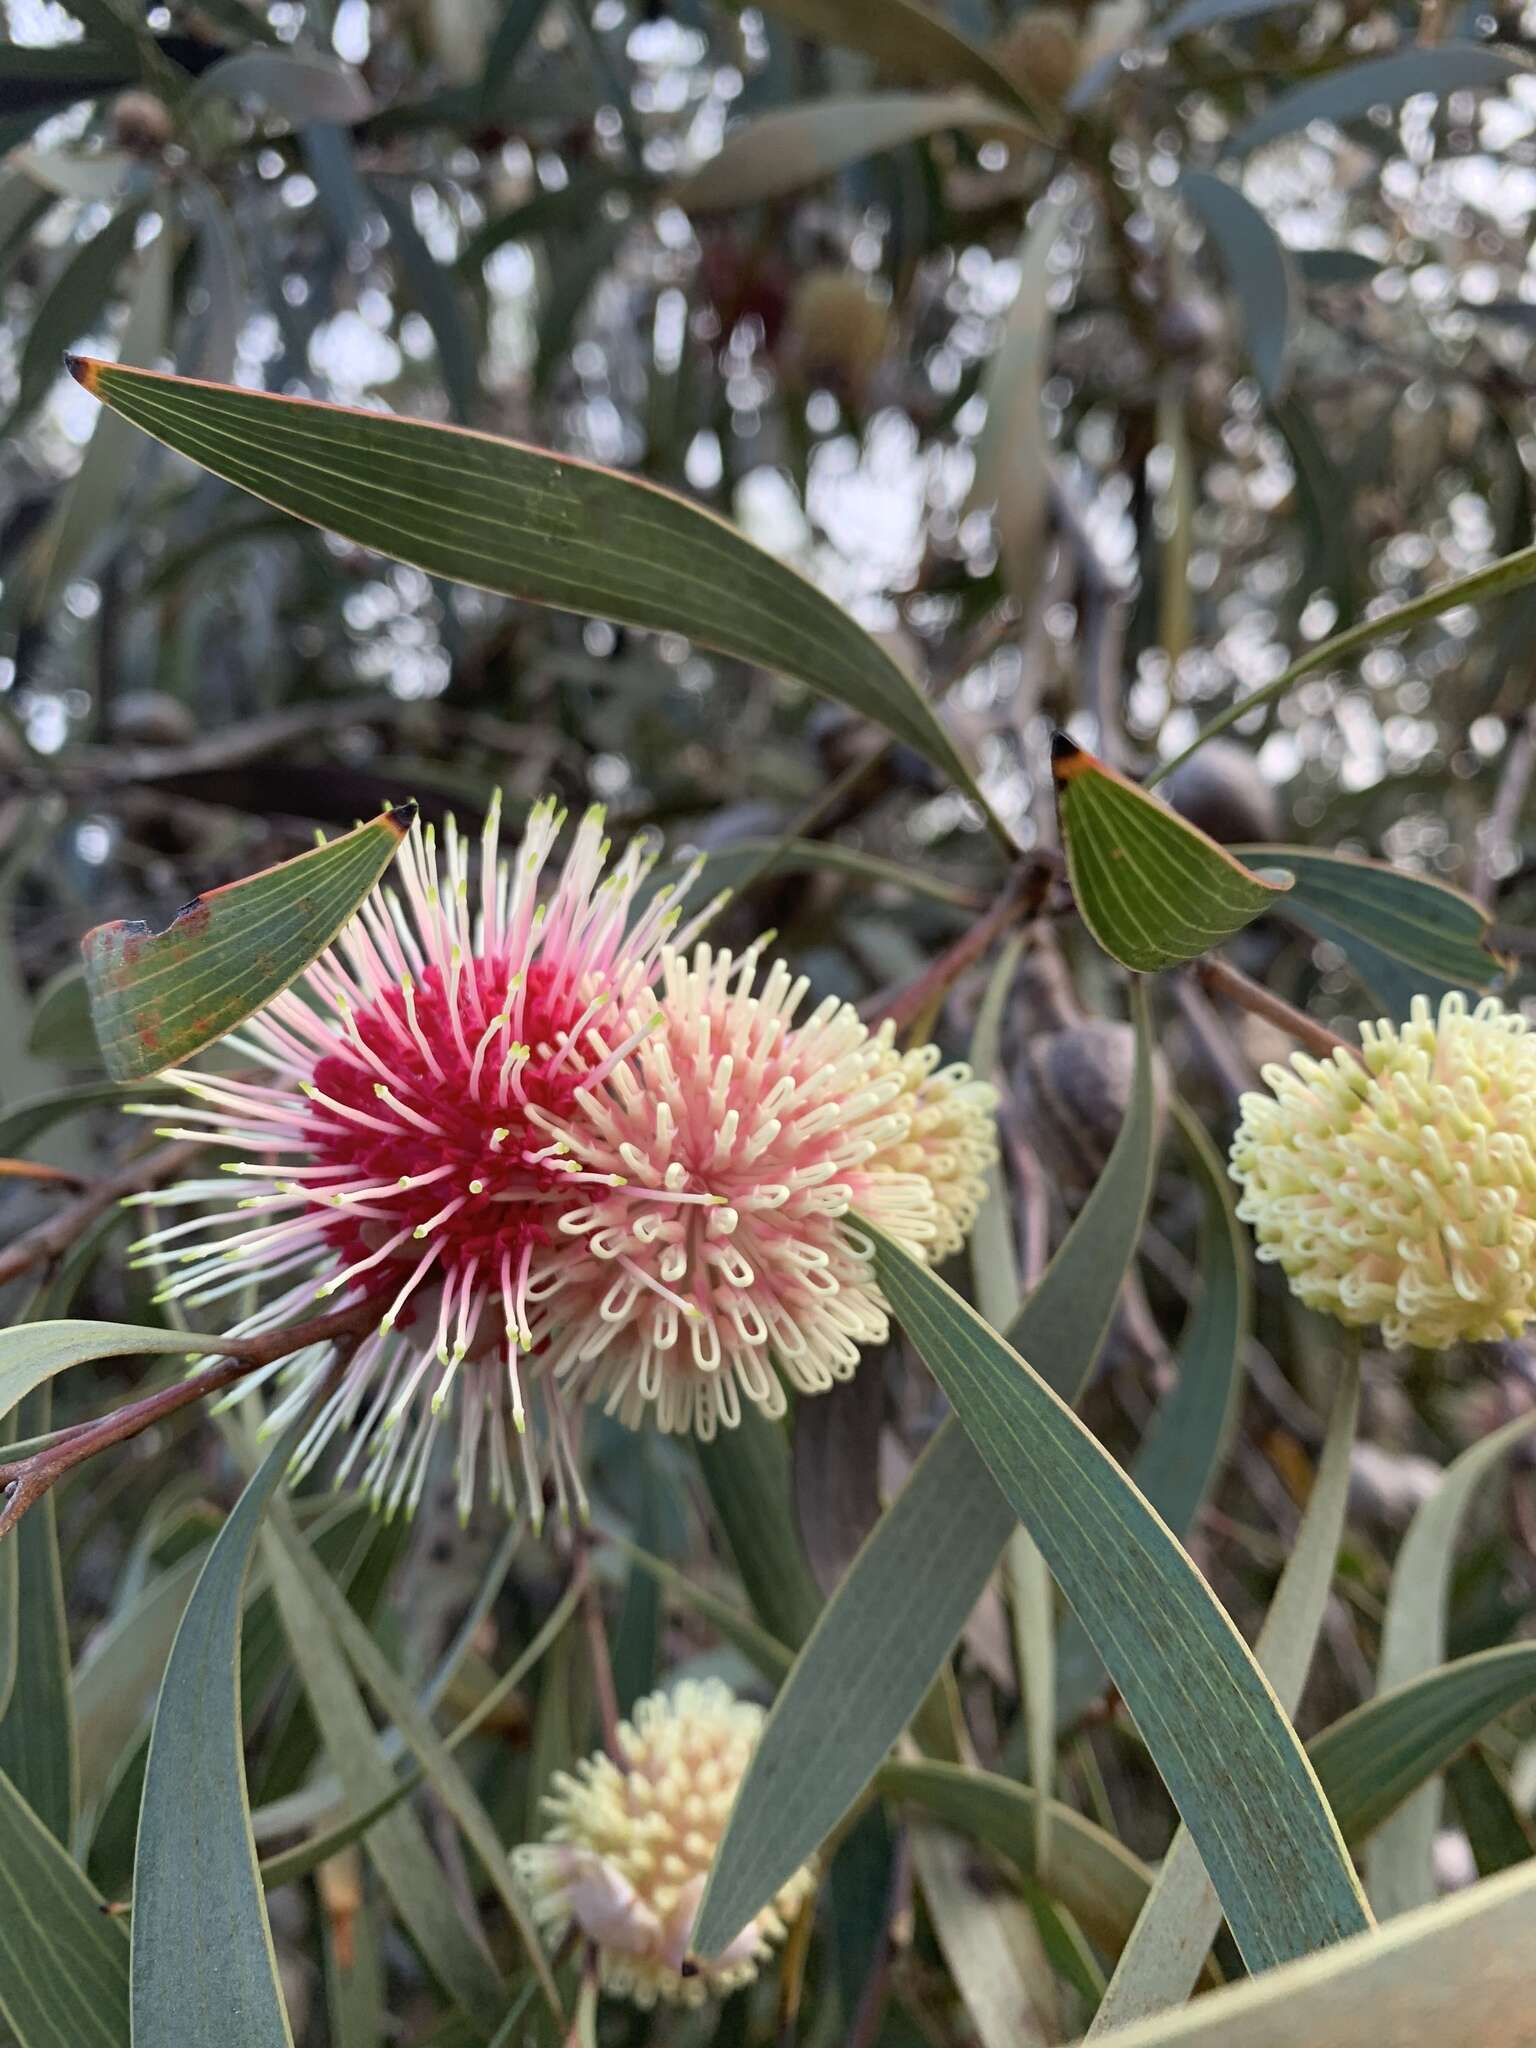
[
  {"x1": 132, "y1": 799, "x2": 997, "y2": 1517},
  {"x1": 514, "y1": 1679, "x2": 813, "y2": 2007},
  {"x1": 1230, "y1": 993, "x2": 1536, "y2": 1351}
]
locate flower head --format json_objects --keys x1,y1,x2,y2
[
  {"x1": 130, "y1": 797, "x2": 716, "y2": 1520},
  {"x1": 127, "y1": 801, "x2": 999, "y2": 1518},
  {"x1": 1229, "y1": 993, "x2": 1536, "y2": 1350},
  {"x1": 525, "y1": 941, "x2": 997, "y2": 1436},
  {"x1": 513, "y1": 1679, "x2": 815, "y2": 2008}
]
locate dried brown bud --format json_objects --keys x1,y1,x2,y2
[
  {"x1": 781, "y1": 270, "x2": 892, "y2": 405},
  {"x1": 992, "y1": 9, "x2": 1082, "y2": 106},
  {"x1": 111, "y1": 90, "x2": 174, "y2": 156}
]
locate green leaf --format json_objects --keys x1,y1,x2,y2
[
  {"x1": 1366, "y1": 1410, "x2": 1536, "y2": 1916},
  {"x1": 131, "y1": 1427, "x2": 299, "y2": 2048},
  {"x1": 1090, "y1": 1353, "x2": 1360, "y2": 2030},
  {"x1": 36, "y1": 212, "x2": 174, "y2": 609},
  {"x1": 1070, "y1": 1854, "x2": 1536, "y2": 2048},
  {"x1": 74, "y1": 1548, "x2": 204, "y2": 1831},
  {"x1": 1230, "y1": 844, "x2": 1506, "y2": 1014},
  {"x1": 696, "y1": 1407, "x2": 824, "y2": 1651},
  {"x1": 754, "y1": 0, "x2": 1048, "y2": 123},
  {"x1": 0, "y1": 1081, "x2": 171, "y2": 1157},
  {"x1": 0, "y1": 1767, "x2": 129, "y2": 2048},
  {"x1": 674, "y1": 90, "x2": 1032, "y2": 211},
  {"x1": 0, "y1": 1408, "x2": 15, "y2": 1725},
  {"x1": 969, "y1": 191, "x2": 1072, "y2": 607},
  {"x1": 1052, "y1": 734, "x2": 1290, "y2": 971},
  {"x1": 1179, "y1": 169, "x2": 1294, "y2": 399},
  {"x1": 70, "y1": 359, "x2": 993, "y2": 819},
  {"x1": 80, "y1": 803, "x2": 414, "y2": 1081},
  {"x1": 256, "y1": 1500, "x2": 519, "y2": 2036},
  {"x1": 1315, "y1": 1642, "x2": 1536, "y2": 1844},
  {"x1": 25, "y1": 965, "x2": 101, "y2": 1068},
  {"x1": 261, "y1": 1499, "x2": 561, "y2": 2020},
  {"x1": 0, "y1": 204, "x2": 143, "y2": 439},
  {"x1": 1056, "y1": 1100, "x2": 1248, "y2": 1728},
  {"x1": 373, "y1": 176, "x2": 479, "y2": 424},
  {"x1": 257, "y1": 1565, "x2": 583, "y2": 1892},
  {"x1": 879, "y1": 1760, "x2": 1164, "y2": 1969},
  {"x1": 1233, "y1": 46, "x2": 1527, "y2": 157},
  {"x1": 855, "y1": 1229, "x2": 1371, "y2": 1974},
  {"x1": 693, "y1": 989, "x2": 1159, "y2": 1962},
  {"x1": 1446, "y1": 1749, "x2": 1533, "y2": 1878},
  {"x1": 0, "y1": 1322, "x2": 217, "y2": 1417},
  {"x1": 1149, "y1": 538, "x2": 1536, "y2": 790},
  {"x1": 1158, "y1": 0, "x2": 1312, "y2": 35},
  {"x1": 0, "y1": 1387, "x2": 76, "y2": 1847}
]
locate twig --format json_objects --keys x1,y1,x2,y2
[
  {"x1": 0, "y1": 1158, "x2": 91, "y2": 1188},
  {"x1": 1192, "y1": 956, "x2": 1357, "y2": 1064},
  {"x1": 0, "y1": 1296, "x2": 380, "y2": 1541},
  {"x1": 0, "y1": 1140, "x2": 201, "y2": 1289},
  {"x1": 861, "y1": 852, "x2": 1059, "y2": 1033}
]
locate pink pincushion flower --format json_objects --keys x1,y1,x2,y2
[
  {"x1": 525, "y1": 940, "x2": 943, "y2": 1436},
  {"x1": 132, "y1": 797, "x2": 715, "y2": 1519},
  {"x1": 129, "y1": 802, "x2": 999, "y2": 1518}
]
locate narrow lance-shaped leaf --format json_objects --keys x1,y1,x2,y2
[
  {"x1": 131, "y1": 1426, "x2": 302, "y2": 2048},
  {"x1": 844, "y1": 1232, "x2": 1372, "y2": 1975},
  {"x1": 1055, "y1": 1099, "x2": 1248, "y2": 1728},
  {"x1": 1316, "y1": 1641, "x2": 1536, "y2": 1845},
  {"x1": 81, "y1": 802, "x2": 415, "y2": 1082},
  {"x1": 1052, "y1": 734, "x2": 1290, "y2": 971},
  {"x1": 1366, "y1": 1410, "x2": 1536, "y2": 1917},
  {"x1": 1178, "y1": 169, "x2": 1294, "y2": 400},
  {"x1": 969, "y1": 190, "x2": 1073, "y2": 607},
  {"x1": 1089, "y1": 1351, "x2": 1360, "y2": 2031},
  {"x1": 1232, "y1": 46, "x2": 1527, "y2": 157},
  {"x1": 1147, "y1": 536, "x2": 1536, "y2": 792},
  {"x1": 69, "y1": 359, "x2": 993, "y2": 819},
  {"x1": 693, "y1": 994, "x2": 1161, "y2": 1961},
  {"x1": 0, "y1": 1322, "x2": 218, "y2": 1418},
  {"x1": 674, "y1": 90, "x2": 1033, "y2": 212},
  {"x1": 754, "y1": 0, "x2": 1049, "y2": 124},
  {"x1": 1230, "y1": 844, "x2": 1507, "y2": 1014},
  {"x1": 0, "y1": 1768, "x2": 129, "y2": 2048},
  {"x1": 0, "y1": 1387, "x2": 76, "y2": 1845},
  {"x1": 1055, "y1": 1855, "x2": 1536, "y2": 2048}
]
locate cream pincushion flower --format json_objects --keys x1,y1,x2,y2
[
  {"x1": 513, "y1": 1679, "x2": 815, "y2": 2008},
  {"x1": 1229, "y1": 994, "x2": 1536, "y2": 1350}
]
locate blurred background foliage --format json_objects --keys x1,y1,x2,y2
[{"x1": 3, "y1": 1, "x2": 1536, "y2": 2043}]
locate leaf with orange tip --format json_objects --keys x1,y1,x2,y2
[
  {"x1": 1051, "y1": 734, "x2": 1289, "y2": 972},
  {"x1": 81, "y1": 806, "x2": 415, "y2": 1083}
]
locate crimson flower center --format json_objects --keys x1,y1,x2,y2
[{"x1": 307, "y1": 955, "x2": 591, "y2": 1314}]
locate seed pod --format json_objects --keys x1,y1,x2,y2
[
  {"x1": 111, "y1": 90, "x2": 174, "y2": 155},
  {"x1": 781, "y1": 270, "x2": 892, "y2": 405},
  {"x1": 992, "y1": 9, "x2": 1082, "y2": 105},
  {"x1": 1014, "y1": 1017, "x2": 1151, "y2": 1198},
  {"x1": 1162, "y1": 739, "x2": 1281, "y2": 846}
]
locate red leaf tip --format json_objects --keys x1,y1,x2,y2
[{"x1": 65, "y1": 353, "x2": 102, "y2": 394}]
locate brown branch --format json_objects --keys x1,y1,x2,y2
[
  {"x1": 0, "y1": 1140, "x2": 202, "y2": 1289},
  {"x1": 0, "y1": 1296, "x2": 380, "y2": 1542},
  {"x1": 1193, "y1": 955, "x2": 1358, "y2": 1064},
  {"x1": 861, "y1": 852, "x2": 1060, "y2": 1034}
]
